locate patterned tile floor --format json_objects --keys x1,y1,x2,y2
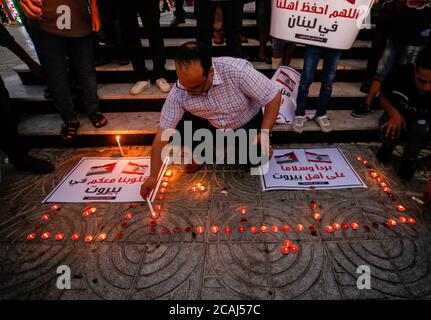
[{"x1": 1, "y1": 143, "x2": 431, "y2": 300}]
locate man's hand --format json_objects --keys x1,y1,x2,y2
[
  {"x1": 254, "y1": 132, "x2": 273, "y2": 159},
  {"x1": 91, "y1": 0, "x2": 102, "y2": 33},
  {"x1": 19, "y1": 0, "x2": 44, "y2": 20},
  {"x1": 380, "y1": 110, "x2": 406, "y2": 139},
  {"x1": 422, "y1": 178, "x2": 431, "y2": 207},
  {"x1": 140, "y1": 176, "x2": 158, "y2": 200}
]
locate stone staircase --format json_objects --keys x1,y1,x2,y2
[{"x1": 6, "y1": 5, "x2": 383, "y2": 147}]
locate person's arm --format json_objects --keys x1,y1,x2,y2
[
  {"x1": 19, "y1": 0, "x2": 44, "y2": 20},
  {"x1": 261, "y1": 91, "x2": 281, "y2": 132},
  {"x1": 379, "y1": 93, "x2": 406, "y2": 139},
  {"x1": 140, "y1": 128, "x2": 169, "y2": 199},
  {"x1": 90, "y1": 0, "x2": 102, "y2": 33}
]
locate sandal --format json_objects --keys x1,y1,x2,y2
[
  {"x1": 61, "y1": 121, "x2": 80, "y2": 142},
  {"x1": 89, "y1": 112, "x2": 108, "y2": 128}
]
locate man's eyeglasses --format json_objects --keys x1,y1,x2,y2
[{"x1": 175, "y1": 75, "x2": 210, "y2": 95}]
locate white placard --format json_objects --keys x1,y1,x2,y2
[
  {"x1": 43, "y1": 157, "x2": 168, "y2": 203},
  {"x1": 270, "y1": 0, "x2": 373, "y2": 50},
  {"x1": 261, "y1": 148, "x2": 366, "y2": 190}
]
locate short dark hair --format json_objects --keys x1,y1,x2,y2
[
  {"x1": 175, "y1": 41, "x2": 212, "y2": 76},
  {"x1": 416, "y1": 46, "x2": 431, "y2": 70}
]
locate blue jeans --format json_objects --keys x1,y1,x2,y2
[
  {"x1": 29, "y1": 27, "x2": 99, "y2": 122},
  {"x1": 296, "y1": 46, "x2": 342, "y2": 117}
]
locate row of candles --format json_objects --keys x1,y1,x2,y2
[{"x1": 356, "y1": 156, "x2": 417, "y2": 226}]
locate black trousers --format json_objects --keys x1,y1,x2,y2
[
  {"x1": 117, "y1": 0, "x2": 167, "y2": 81},
  {"x1": 194, "y1": 0, "x2": 242, "y2": 57},
  {"x1": 174, "y1": 0, "x2": 186, "y2": 18},
  {"x1": 173, "y1": 110, "x2": 264, "y2": 165},
  {"x1": 379, "y1": 113, "x2": 431, "y2": 161},
  {"x1": 0, "y1": 76, "x2": 28, "y2": 162}
]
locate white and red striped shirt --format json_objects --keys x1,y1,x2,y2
[{"x1": 159, "y1": 57, "x2": 280, "y2": 129}]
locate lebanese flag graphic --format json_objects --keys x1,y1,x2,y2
[
  {"x1": 86, "y1": 162, "x2": 117, "y2": 176},
  {"x1": 121, "y1": 162, "x2": 148, "y2": 175},
  {"x1": 305, "y1": 151, "x2": 332, "y2": 163}
]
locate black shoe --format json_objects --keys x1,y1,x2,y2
[
  {"x1": 12, "y1": 156, "x2": 55, "y2": 174},
  {"x1": 376, "y1": 144, "x2": 394, "y2": 164},
  {"x1": 170, "y1": 15, "x2": 185, "y2": 27},
  {"x1": 351, "y1": 103, "x2": 372, "y2": 118},
  {"x1": 397, "y1": 159, "x2": 417, "y2": 180},
  {"x1": 360, "y1": 81, "x2": 371, "y2": 94}
]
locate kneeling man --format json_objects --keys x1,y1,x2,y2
[{"x1": 140, "y1": 42, "x2": 281, "y2": 198}]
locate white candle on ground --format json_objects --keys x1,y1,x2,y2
[{"x1": 116, "y1": 135, "x2": 124, "y2": 156}]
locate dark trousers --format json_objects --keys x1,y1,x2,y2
[
  {"x1": 29, "y1": 27, "x2": 99, "y2": 122},
  {"x1": 0, "y1": 76, "x2": 28, "y2": 162},
  {"x1": 365, "y1": 14, "x2": 393, "y2": 82},
  {"x1": 117, "y1": 0, "x2": 166, "y2": 81},
  {"x1": 379, "y1": 113, "x2": 431, "y2": 161},
  {"x1": 175, "y1": 0, "x2": 186, "y2": 18},
  {"x1": 194, "y1": 0, "x2": 242, "y2": 57},
  {"x1": 174, "y1": 110, "x2": 264, "y2": 165}
]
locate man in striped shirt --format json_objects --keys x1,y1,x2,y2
[{"x1": 140, "y1": 42, "x2": 281, "y2": 198}]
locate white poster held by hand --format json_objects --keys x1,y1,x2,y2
[{"x1": 271, "y1": 0, "x2": 373, "y2": 50}]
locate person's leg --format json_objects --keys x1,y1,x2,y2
[
  {"x1": 29, "y1": 27, "x2": 77, "y2": 123},
  {"x1": 67, "y1": 35, "x2": 101, "y2": 118},
  {"x1": 220, "y1": 0, "x2": 242, "y2": 58},
  {"x1": 174, "y1": 0, "x2": 186, "y2": 18},
  {"x1": 0, "y1": 76, "x2": 54, "y2": 173},
  {"x1": 398, "y1": 118, "x2": 431, "y2": 179},
  {"x1": 296, "y1": 46, "x2": 321, "y2": 117},
  {"x1": 316, "y1": 49, "x2": 342, "y2": 117},
  {"x1": 255, "y1": 0, "x2": 271, "y2": 61},
  {"x1": 195, "y1": 0, "x2": 214, "y2": 48},
  {"x1": 138, "y1": 0, "x2": 167, "y2": 80},
  {"x1": 117, "y1": 0, "x2": 149, "y2": 82}
]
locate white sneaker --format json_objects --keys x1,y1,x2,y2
[
  {"x1": 315, "y1": 115, "x2": 332, "y2": 133},
  {"x1": 272, "y1": 57, "x2": 282, "y2": 70},
  {"x1": 129, "y1": 80, "x2": 151, "y2": 95},
  {"x1": 156, "y1": 78, "x2": 171, "y2": 93},
  {"x1": 293, "y1": 116, "x2": 306, "y2": 133}
]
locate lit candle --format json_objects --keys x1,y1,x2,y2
[
  {"x1": 224, "y1": 226, "x2": 232, "y2": 233},
  {"x1": 281, "y1": 246, "x2": 290, "y2": 255},
  {"x1": 387, "y1": 219, "x2": 397, "y2": 227},
  {"x1": 238, "y1": 226, "x2": 245, "y2": 233},
  {"x1": 380, "y1": 182, "x2": 387, "y2": 188},
  {"x1": 383, "y1": 187, "x2": 390, "y2": 193},
  {"x1": 362, "y1": 160, "x2": 369, "y2": 166},
  {"x1": 370, "y1": 170, "x2": 378, "y2": 178},
  {"x1": 310, "y1": 201, "x2": 319, "y2": 211},
  {"x1": 124, "y1": 213, "x2": 133, "y2": 220},
  {"x1": 41, "y1": 232, "x2": 51, "y2": 239},
  {"x1": 356, "y1": 156, "x2": 363, "y2": 162},
  {"x1": 116, "y1": 135, "x2": 124, "y2": 156},
  {"x1": 192, "y1": 186, "x2": 198, "y2": 192},
  {"x1": 210, "y1": 226, "x2": 219, "y2": 234},
  {"x1": 147, "y1": 198, "x2": 159, "y2": 219},
  {"x1": 41, "y1": 214, "x2": 50, "y2": 221},
  {"x1": 272, "y1": 226, "x2": 279, "y2": 233},
  {"x1": 97, "y1": 233, "x2": 107, "y2": 241},
  {"x1": 313, "y1": 213, "x2": 321, "y2": 221},
  {"x1": 351, "y1": 223, "x2": 360, "y2": 230},
  {"x1": 165, "y1": 170, "x2": 172, "y2": 177},
  {"x1": 282, "y1": 225, "x2": 290, "y2": 232},
  {"x1": 71, "y1": 233, "x2": 80, "y2": 241},
  {"x1": 283, "y1": 240, "x2": 293, "y2": 247},
  {"x1": 199, "y1": 185, "x2": 206, "y2": 192},
  {"x1": 333, "y1": 223, "x2": 341, "y2": 231},
  {"x1": 85, "y1": 235, "x2": 94, "y2": 243},
  {"x1": 407, "y1": 217, "x2": 416, "y2": 225},
  {"x1": 290, "y1": 245, "x2": 299, "y2": 253},
  {"x1": 250, "y1": 226, "x2": 258, "y2": 233},
  {"x1": 399, "y1": 217, "x2": 407, "y2": 224},
  {"x1": 342, "y1": 223, "x2": 350, "y2": 230},
  {"x1": 296, "y1": 224, "x2": 304, "y2": 232},
  {"x1": 161, "y1": 182, "x2": 168, "y2": 187},
  {"x1": 196, "y1": 226, "x2": 205, "y2": 234},
  {"x1": 397, "y1": 205, "x2": 406, "y2": 212},
  {"x1": 160, "y1": 188, "x2": 167, "y2": 193},
  {"x1": 325, "y1": 225, "x2": 334, "y2": 233},
  {"x1": 261, "y1": 225, "x2": 269, "y2": 233},
  {"x1": 157, "y1": 195, "x2": 164, "y2": 201},
  {"x1": 55, "y1": 233, "x2": 64, "y2": 241},
  {"x1": 154, "y1": 204, "x2": 162, "y2": 211},
  {"x1": 26, "y1": 233, "x2": 36, "y2": 241},
  {"x1": 50, "y1": 204, "x2": 61, "y2": 211},
  {"x1": 239, "y1": 208, "x2": 247, "y2": 215}
]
